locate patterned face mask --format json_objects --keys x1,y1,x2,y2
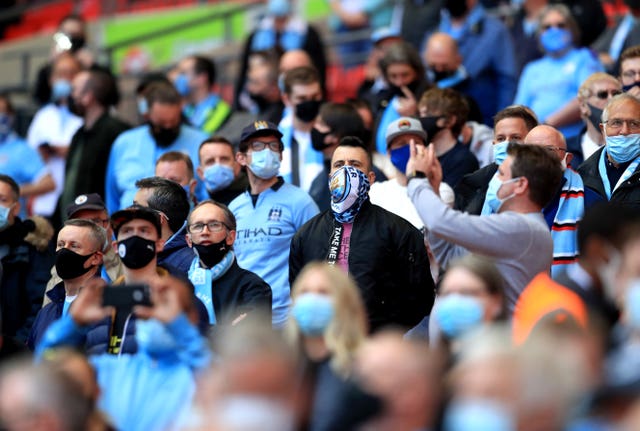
[{"x1": 328, "y1": 165, "x2": 370, "y2": 223}]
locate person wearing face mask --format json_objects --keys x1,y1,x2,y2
[
  {"x1": 0, "y1": 175, "x2": 55, "y2": 346},
  {"x1": 520, "y1": 125, "x2": 585, "y2": 278},
  {"x1": 408, "y1": 142, "x2": 562, "y2": 313},
  {"x1": 27, "y1": 52, "x2": 83, "y2": 218},
  {"x1": 618, "y1": 45, "x2": 640, "y2": 99},
  {"x1": 417, "y1": 87, "x2": 479, "y2": 188},
  {"x1": 278, "y1": 66, "x2": 325, "y2": 191},
  {"x1": 571, "y1": 72, "x2": 623, "y2": 166},
  {"x1": 308, "y1": 102, "x2": 387, "y2": 212},
  {"x1": 105, "y1": 81, "x2": 207, "y2": 213},
  {"x1": 0, "y1": 94, "x2": 55, "y2": 216},
  {"x1": 172, "y1": 55, "x2": 231, "y2": 134},
  {"x1": 35, "y1": 274, "x2": 212, "y2": 431},
  {"x1": 429, "y1": 0, "x2": 517, "y2": 126},
  {"x1": 593, "y1": 0, "x2": 640, "y2": 74},
  {"x1": 229, "y1": 121, "x2": 319, "y2": 327},
  {"x1": 373, "y1": 41, "x2": 429, "y2": 156},
  {"x1": 578, "y1": 93, "x2": 640, "y2": 211},
  {"x1": 433, "y1": 254, "x2": 506, "y2": 347},
  {"x1": 186, "y1": 200, "x2": 271, "y2": 327},
  {"x1": 285, "y1": 262, "x2": 382, "y2": 431},
  {"x1": 196, "y1": 136, "x2": 248, "y2": 205},
  {"x1": 514, "y1": 5, "x2": 603, "y2": 141},
  {"x1": 290, "y1": 137, "x2": 435, "y2": 332},
  {"x1": 27, "y1": 219, "x2": 104, "y2": 350},
  {"x1": 57, "y1": 69, "x2": 129, "y2": 226},
  {"x1": 369, "y1": 117, "x2": 455, "y2": 229},
  {"x1": 454, "y1": 105, "x2": 538, "y2": 215}
]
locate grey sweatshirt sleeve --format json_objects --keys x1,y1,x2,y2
[{"x1": 407, "y1": 178, "x2": 536, "y2": 267}]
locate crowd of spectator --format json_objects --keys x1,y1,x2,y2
[{"x1": 1, "y1": 0, "x2": 640, "y2": 430}]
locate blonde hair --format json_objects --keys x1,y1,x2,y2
[
  {"x1": 577, "y1": 72, "x2": 620, "y2": 101},
  {"x1": 286, "y1": 262, "x2": 368, "y2": 377}
]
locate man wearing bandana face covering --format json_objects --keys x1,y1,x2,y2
[
  {"x1": 27, "y1": 219, "x2": 105, "y2": 350},
  {"x1": 105, "y1": 82, "x2": 207, "y2": 212},
  {"x1": 186, "y1": 200, "x2": 272, "y2": 326},
  {"x1": 570, "y1": 72, "x2": 622, "y2": 165},
  {"x1": 290, "y1": 137, "x2": 435, "y2": 332},
  {"x1": 278, "y1": 66, "x2": 325, "y2": 191}
]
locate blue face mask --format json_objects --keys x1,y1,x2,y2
[
  {"x1": 444, "y1": 398, "x2": 515, "y2": 431},
  {"x1": 51, "y1": 79, "x2": 72, "y2": 101},
  {"x1": 485, "y1": 176, "x2": 520, "y2": 214},
  {"x1": 625, "y1": 280, "x2": 640, "y2": 330},
  {"x1": 135, "y1": 318, "x2": 177, "y2": 356},
  {"x1": 174, "y1": 73, "x2": 191, "y2": 97},
  {"x1": 203, "y1": 164, "x2": 235, "y2": 192},
  {"x1": 492, "y1": 140, "x2": 509, "y2": 165},
  {"x1": 605, "y1": 132, "x2": 640, "y2": 164},
  {"x1": 329, "y1": 165, "x2": 370, "y2": 224},
  {"x1": 0, "y1": 204, "x2": 12, "y2": 230},
  {"x1": 390, "y1": 144, "x2": 411, "y2": 174},
  {"x1": 0, "y1": 113, "x2": 12, "y2": 142},
  {"x1": 540, "y1": 27, "x2": 572, "y2": 54},
  {"x1": 435, "y1": 294, "x2": 484, "y2": 339},
  {"x1": 292, "y1": 292, "x2": 334, "y2": 337},
  {"x1": 137, "y1": 97, "x2": 149, "y2": 116},
  {"x1": 249, "y1": 148, "x2": 281, "y2": 179}
]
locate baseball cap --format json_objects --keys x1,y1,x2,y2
[
  {"x1": 385, "y1": 117, "x2": 427, "y2": 148},
  {"x1": 240, "y1": 120, "x2": 283, "y2": 143},
  {"x1": 371, "y1": 27, "x2": 401, "y2": 45},
  {"x1": 110, "y1": 205, "x2": 162, "y2": 237},
  {"x1": 66, "y1": 193, "x2": 107, "y2": 219}
]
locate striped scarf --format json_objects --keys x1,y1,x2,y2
[{"x1": 550, "y1": 168, "x2": 584, "y2": 279}]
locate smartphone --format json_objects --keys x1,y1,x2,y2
[{"x1": 102, "y1": 284, "x2": 152, "y2": 308}]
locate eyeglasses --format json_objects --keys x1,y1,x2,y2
[
  {"x1": 542, "y1": 22, "x2": 566, "y2": 31},
  {"x1": 542, "y1": 146, "x2": 567, "y2": 154},
  {"x1": 594, "y1": 90, "x2": 622, "y2": 100},
  {"x1": 622, "y1": 70, "x2": 640, "y2": 80},
  {"x1": 603, "y1": 118, "x2": 640, "y2": 132},
  {"x1": 250, "y1": 141, "x2": 282, "y2": 152},
  {"x1": 188, "y1": 220, "x2": 229, "y2": 233}
]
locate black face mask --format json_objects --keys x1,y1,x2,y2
[
  {"x1": 444, "y1": 0, "x2": 469, "y2": 18},
  {"x1": 69, "y1": 36, "x2": 86, "y2": 52},
  {"x1": 430, "y1": 69, "x2": 456, "y2": 82},
  {"x1": 150, "y1": 124, "x2": 180, "y2": 148},
  {"x1": 587, "y1": 103, "x2": 603, "y2": 130},
  {"x1": 68, "y1": 96, "x2": 85, "y2": 117},
  {"x1": 419, "y1": 116, "x2": 446, "y2": 140},
  {"x1": 295, "y1": 100, "x2": 322, "y2": 123},
  {"x1": 117, "y1": 236, "x2": 156, "y2": 269},
  {"x1": 311, "y1": 128, "x2": 331, "y2": 151},
  {"x1": 623, "y1": 81, "x2": 640, "y2": 93},
  {"x1": 194, "y1": 239, "x2": 230, "y2": 268},
  {"x1": 249, "y1": 93, "x2": 270, "y2": 110},
  {"x1": 388, "y1": 80, "x2": 420, "y2": 98},
  {"x1": 55, "y1": 248, "x2": 94, "y2": 280}
]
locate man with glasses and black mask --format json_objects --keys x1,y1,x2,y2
[
  {"x1": 578, "y1": 93, "x2": 640, "y2": 211},
  {"x1": 105, "y1": 81, "x2": 207, "y2": 212},
  {"x1": 186, "y1": 200, "x2": 271, "y2": 327},
  {"x1": 28, "y1": 218, "x2": 105, "y2": 350},
  {"x1": 229, "y1": 121, "x2": 318, "y2": 327}
]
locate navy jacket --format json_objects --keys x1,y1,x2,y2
[
  {"x1": 28, "y1": 282, "x2": 65, "y2": 351},
  {"x1": 157, "y1": 225, "x2": 195, "y2": 277}
]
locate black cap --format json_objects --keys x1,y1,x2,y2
[
  {"x1": 240, "y1": 120, "x2": 283, "y2": 143},
  {"x1": 66, "y1": 193, "x2": 106, "y2": 219},
  {"x1": 110, "y1": 205, "x2": 162, "y2": 237}
]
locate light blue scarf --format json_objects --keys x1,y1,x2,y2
[{"x1": 188, "y1": 251, "x2": 235, "y2": 325}]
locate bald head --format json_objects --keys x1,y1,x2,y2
[
  {"x1": 424, "y1": 32, "x2": 462, "y2": 73},
  {"x1": 525, "y1": 125, "x2": 570, "y2": 165},
  {"x1": 279, "y1": 50, "x2": 312, "y2": 75}
]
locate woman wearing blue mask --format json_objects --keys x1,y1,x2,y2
[
  {"x1": 514, "y1": 4, "x2": 603, "y2": 142},
  {"x1": 433, "y1": 254, "x2": 506, "y2": 347},
  {"x1": 285, "y1": 262, "x2": 369, "y2": 431}
]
